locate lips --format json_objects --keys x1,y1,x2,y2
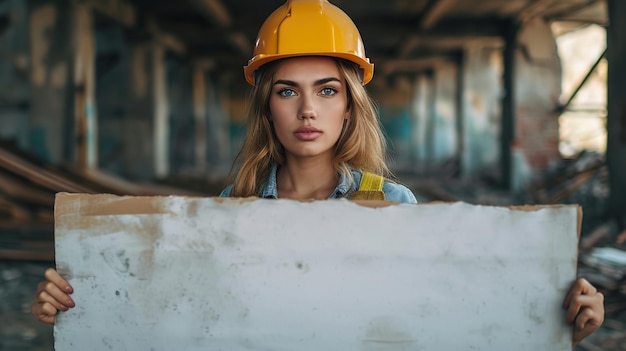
[{"x1": 294, "y1": 126, "x2": 322, "y2": 141}]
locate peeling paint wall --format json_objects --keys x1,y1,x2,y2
[
  {"x1": 462, "y1": 47, "x2": 502, "y2": 178},
  {"x1": 0, "y1": 1, "x2": 570, "y2": 188},
  {"x1": 372, "y1": 19, "x2": 562, "y2": 188},
  {"x1": 0, "y1": 1, "x2": 232, "y2": 180},
  {"x1": 514, "y1": 18, "x2": 562, "y2": 181},
  {"x1": 432, "y1": 61, "x2": 458, "y2": 162}
]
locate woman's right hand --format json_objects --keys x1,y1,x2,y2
[{"x1": 31, "y1": 268, "x2": 75, "y2": 325}]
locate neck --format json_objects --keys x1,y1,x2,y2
[{"x1": 277, "y1": 155, "x2": 338, "y2": 201}]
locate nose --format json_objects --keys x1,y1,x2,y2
[{"x1": 298, "y1": 95, "x2": 317, "y2": 120}]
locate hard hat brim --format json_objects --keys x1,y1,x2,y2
[{"x1": 244, "y1": 52, "x2": 374, "y2": 86}]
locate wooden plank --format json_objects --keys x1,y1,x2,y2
[
  {"x1": 0, "y1": 171, "x2": 55, "y2": 206},
  {"x1": 72, "y1": 3, "x2": 98, "y2": 170},
  {"x1": 0, "y1": 148, "x2": 94, "y2": 193}
]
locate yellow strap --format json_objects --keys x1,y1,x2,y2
[
  {"x1": 359, "y1": 172, "x2": 384, "y2": 192},
  {"x1": 350, "y1": 172, "x2": 385, "y2": 200}
]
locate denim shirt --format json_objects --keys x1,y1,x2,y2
[{"x1": 219, "y1": 163, "x2": 417, "y2": 204}]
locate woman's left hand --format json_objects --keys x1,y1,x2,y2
[{"x1": 563, "y1": 278, "x2": 604, "y2": 346}]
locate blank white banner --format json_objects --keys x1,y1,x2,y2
[{"x1": 54, "y1": 194, "x2": 579, "y2": 350}]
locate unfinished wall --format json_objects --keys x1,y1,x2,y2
[
  {"x1": 459, "y1": 19, "x2": 561, "y2": 190},
  {"x1": 513, "y1": 18, "x2": 562, "y2": 187},
  {"x1": 374, "y1": 76, "x2": 413, "y2": 168},
  {"x1": 432, "y1": 61, "x2": 458, "y2": 163},
  {"x1": 373, "y1": 62, "x2": 457, "y2": 172},
  {"x1": 461, "y1": 47, "x2": 502, "y2": 179},
  {"x1": 0, "y1": 1, "x2": 233, "y2": 182},
  {"x1": 28, "y1": 0, "x2": 74, "y2": 163},
  {"x1": 203, "y1": 75, "x2": 231, "y2": 177},
  {"x1": 94, "y1": 20, "x2": 131, "y2": 175},
  {"x1": 369, "y1": 18, "x2": 560, "y2": 187}
]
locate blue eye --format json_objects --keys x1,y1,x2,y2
[
  {"x1": 321, "y1": 87, "x2": 337, "y2": 96},
  {"x1": 278, "y1": 88, "x2": 296, "y2": 97}
]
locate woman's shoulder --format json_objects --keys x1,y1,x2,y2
[{"x1": 382, "y1": 180, "x2": 418, "y2": 204}]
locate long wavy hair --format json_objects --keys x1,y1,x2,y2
[{"x1": 229, "y1": 57, "x2": 391, "y2": 197}]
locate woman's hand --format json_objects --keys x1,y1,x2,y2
[
  {"x1": 31, "y1": 268, "x2": 75, "y2": 325},
  {"x1": 563, "y1": 278, "x2": 604, "y2": 346}
]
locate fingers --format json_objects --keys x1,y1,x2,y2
[
  {"x1": 31, "y1": 301, "x2": 58, "y2": 325},
  {"x1": 563, "y1": 278, "x2": 595, "y2": 309},
  {"x1": 44, "y1": 268, "x2": 73, "y2": 294},
  {"x1": 31, "y1": 268, "x2": 75, "y2": 325},
  {"x1": 566, "y1": 294, "x2": 601, "y2": 323},
  {"x1": 36, "y1": 288, "x2": 72, "y2": 312},
  {"x1": 574, "y1": 304, "x2": 603, "y2": 330},
  {"x1": 563, "y1": 278, "x2": 605, "y2": 346},
  {"x1": 572, "y1": 300, "x2": 605, "y2": 345}
]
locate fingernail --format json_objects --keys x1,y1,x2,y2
[
  {"x1": 64, "y1": 286, "x2": 73, "y2": 294},
  {"x1": 67, "y1": 299, "x2": 75, "y2": 308}
]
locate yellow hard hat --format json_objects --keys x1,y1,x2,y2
[{"x1": 243, "y1": 0, "x2": 374, "y2": 86}]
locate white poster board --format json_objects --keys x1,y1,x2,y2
[{"x1": 53, "y1": 193, "x2": 580, "y2": 350}]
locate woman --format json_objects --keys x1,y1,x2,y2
[
  {"x1": 219, "y1": 55, "x2": 416, "y2": 202},
  {"x1": 219, "y1": 0, "x2": 415, "y2": 202},
  {"x1": 33, "y1": 0, "x2": 603, "y2": 347}
]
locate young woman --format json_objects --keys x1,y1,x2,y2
[
  {"x1": 32, "y1": 0, "x2": 603, "y2": 347},
  {"x1": 218, "y1": 55, "x2": 416, "y2": 202}
]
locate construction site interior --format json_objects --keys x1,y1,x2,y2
[{"x1": 1, "y1": 0, "x2": 625, "y2": 350}]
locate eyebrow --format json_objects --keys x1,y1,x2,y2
[{"x1": 273, "y1": 77, "x2": 342, "y2": 87}]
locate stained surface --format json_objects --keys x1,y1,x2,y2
[{"x1": 54, "y1": 194, "x2": 579, "y2": 350}]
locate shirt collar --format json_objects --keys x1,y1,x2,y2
[{"x1": 259, "y1": 162, "x2": 356, "y2": 199}]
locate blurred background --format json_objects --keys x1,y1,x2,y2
[{"x1": 1, "y1": 0, "x2": 625, "y2": 350}]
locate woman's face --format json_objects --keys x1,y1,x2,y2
[{"x1": 268, "y1": 57, "x2": 348, "y2": 161}]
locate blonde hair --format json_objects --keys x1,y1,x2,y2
[{"x1": 229, "y1": 58, "x2": 391, "y2": 197}]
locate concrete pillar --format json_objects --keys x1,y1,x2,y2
[
  {"x1": 607, "y1": 0, "x2": 626, "y2": 226},
  {"x1": 454, "y1": 50, "x2": 465, "y2": 176},
  {"x1": 0, "y1": 0, "x2": 30, "y2": 148},
  {"x1": 166, "y1": 56, "x2": 194, "y2": 175},
  {"x1": 413, "y1": 74, "x2": 431, "y2": 168},
  {"x1": 512, "y1": 18, "x2": 562, "y2": 191},
  {"x1": 461, "y1": 46, "x2": 501, "y2": 179},
  {"x1": 204, "y1": 74, "x2": 231, "y2": 177},
  {"x1": 432, "y1": 61, "x2": 458, "y2": 163},
  {"x1": 153, "y1": 43, "x2": 169, "y2": 178},
  {"x1": 122, "y1": 41, "x2": 172, "y2": 180},
  {"x1": 71, "y1": 2, "x2": 97, "y2": 169},
  {"x1": 123, "y1": 42, "x2": 155, "y2": 179},
  {"x1": 193, "y1": 65, "x2": 208, "y2": 172},
  {"x1": 93, "y1": 22, "x2": 129, "y2": 175},
  {"x1": 501, "y1": 20, "x2": 517, "y2": 190},
  {"x1": 424, "y1": 70, "x2": 436, "y2": 164},
  {"x1": 28, "y1": 0, "x2": 73, "y2": 162}
]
